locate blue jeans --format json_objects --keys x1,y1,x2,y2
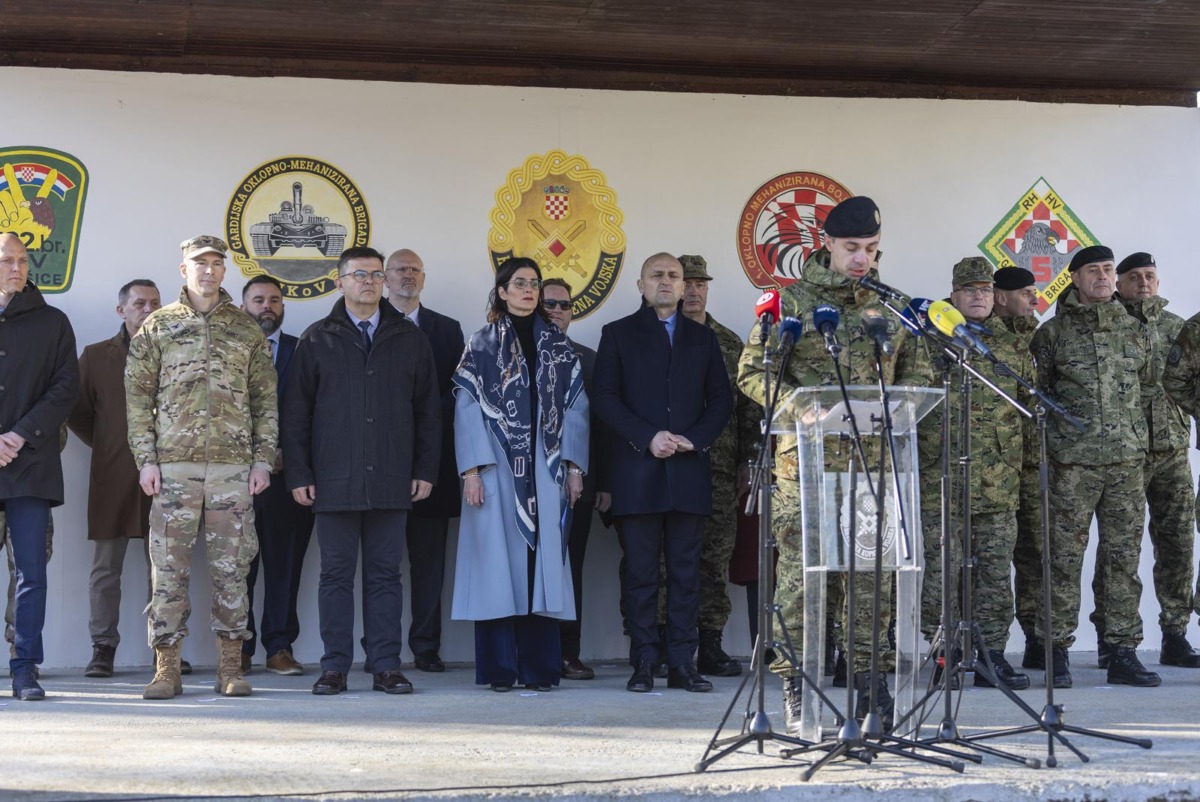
[{"x1": 5, "y1": 497, "x2": 50, "y2": 673}]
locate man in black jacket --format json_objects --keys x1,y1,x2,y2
[
  {"x1": 383, "y1": 248, "x2": 464, "y2": 673},
  {"x1": 593, "y1": 252, "x2": 732, "y2": 694},
  {"x1": 283, "y1": 246, "x2": 441, "y2": 697},
  {"x1": 0, "y1": 232, "x2": 79, "y2": 700}
]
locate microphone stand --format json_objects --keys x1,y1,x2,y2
[
  {"x1": 781, "y1": 324, "x2": 963, "y2": 779},
  {"x1": 697, "y1": 325, "x2": 845, "y2": 773}
]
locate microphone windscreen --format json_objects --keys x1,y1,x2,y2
[
  {"x1": 755, "y1": 289, "x2": 782, "y2": 320},
  {"x1": 813, "y1": 304, "x2": 840, "y2": 331},
  {"x1": 778, "y1": 316, "x2": 804, "y2": 340},
  {"x1": 927, "y1": 300, "x2": 966, "y2": 338}
]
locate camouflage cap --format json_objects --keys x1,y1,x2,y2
[
  {"x1": 952, "y1": 256, "x2": 994, "y2": 288},
  {"x1": 679, "y1": 254, "x2": 712, "y2": 281},
  {"x1": 180, "y1": 235, "x2": 228, "y2": 259}
]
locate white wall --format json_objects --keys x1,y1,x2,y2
[{"x1": 4, "y1": 67, "x2": 1199, "y2": 669}]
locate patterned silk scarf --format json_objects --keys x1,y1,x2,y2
[{"x1": 453, "y1": 314, "x2": 583, "y2": 548}]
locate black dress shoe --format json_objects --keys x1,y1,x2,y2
[
  {"x1": 312, "y1": 670, "x2": 347, "y2": 695},
  {"x1": 12, "y1": 669, "x2": 45, "y2": 701},
  {"x1": 523, "y1": 682, "x2": 553, "y2": 691},
  {"x1": 490, "y1": 682, "x2": 513, "y2": 692},
  {"x1": 627, "y1": 661, "x2": 654, "y2": 693},
  {"x1": 667, "y1": 664, "x2": 712, "y2": 693},
  {"x1": 1107, "y1": 647, "x2": 1161, "y2": 687},
  {"x1": 1160, "y1": 631, "x2": 1200, "y2": 668},
  {"x1": 414, "y1": 651, "x2": 445, "y2": 673},
  {"x1": 1050, "y1": 646, "x2": 1072, "y2": 689},
  {"x1": 974, "y1": 649, "x2": 1031, "y2": 690},
  {"x1": 561, "y1": 657, "x2": 595, "y2": 680},
  {"x1": 373, "y1": 669, "x2": 414, "y2": 694},
  {"x1": 179, "y1": 659, "x2": 193, "y2": 675}
]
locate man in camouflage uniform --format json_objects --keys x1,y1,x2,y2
[
  {"x1": 738, "y1": 196, "x2": 930, "y2": 729},
  {"x1": 991, "y1": 266, "x2": 1045, "y2": 670},
  {"x1": 1031, "y1": 245, "x2": 1159, "y2": 689},
  {"x1": 679, "y1": 254, "x2": 762, "y2": 678},
  {"x1": 1163, "y1": 303, "x2": 1200, "y2": 635},
  {"x1": 923, "y1": 258, "x2": 1031, "y2": 690},
  {"x1": 1096, "y1": 252, "x2": 1198, "y2": 668},
  {"x1": 126, "y1": 235, "x2": 277, "y2": 700}
]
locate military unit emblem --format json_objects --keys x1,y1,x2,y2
[
  {"x1": 978, "y1": 177, "x2": 1099, "y2": 313},
  {"x1": 737, "y1": 171, "x2": 854, "y2": 289},
  {"x1": 488, "y1": 150, "x2": 626, "y2": 321},
  {"x1": 225, "y1": 156, "x2": 370, "y2": 300},
  {"x1": 0, "y1": 146, "x2": 89, "y2": 293}
]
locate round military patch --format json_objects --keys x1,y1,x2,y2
[
  {"x1": 1168, "y1": 344, "x2": 1183, "y2": 365},
  {"x1": 736, "y1": 171, "x2": 854, "y2": 289},
  {"x1": 487, "y1": 150, "x2": 626, "y2": 321},
  {"x1": 225, "y1": 156, "x2": 371, "y2": 300}
]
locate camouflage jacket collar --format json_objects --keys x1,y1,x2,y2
[
  {"x1": 0, "y1": 279, "x2": 48, "y2": 318},
  {"x1": 1055, "y1": 283, "x2": 1127, "y2": 330},
  {"x1": 994, "y1": 312, "x2": 1039, "y2": 337},
  {"x1": 1118, "y1": 293, "x2": 1169, "y2": 323},
  {"x1": 175, "y1": 285, "x2": 236, "y2": 317},
  {"x1": 797, "y1": 248, "x2": 881, "y2": 308}
]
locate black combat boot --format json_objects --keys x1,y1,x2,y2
[
  {"x1": 1096, "y1": 636, "x2": 1113, "y2": 670},
  {"x1": 1021, "y1": 630, "x2": 1045, "y2": 670},
  {"x1": 697, "y1": 629, "x2": 742, "y2": 677},
  {"x1": 1107, "y1": 647, "x2": 1161, "y2": 687},
  {"x1": 823, "y1": 620, "x2": 838, "y2": 676},
  {"x1": 974, "y1": 648, "x2": 1031, "y2": 690},
  {"x1": 831, "y1": 650, "x2": 848, "y2": 687},
  {"x1": 1160, "y1": 631, "x2": 1200, "y2": 668},
  {"x1": 1050, "y1": 645, "x2": 1072, "y2": 689},
  {"x1": 783, "y1": 675, "x2": 803, "y2": 734},
  {"x1": 853, "y1": 671, "x2": 894, "y2": 733}
]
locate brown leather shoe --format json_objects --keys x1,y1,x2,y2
[
  {"x1": 561, "y1": 657, "x2": 595, "y2": 680},
  {"x1": 312, "y1": 670, "x2": 347, "y2": 695},
  {"x1": 373, "y1": 669, "x2": 414, "y2": 695},
  {"x1": 266, "y1": 650, "x2": 304, "y2": 676}
]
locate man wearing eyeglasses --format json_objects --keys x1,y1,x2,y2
[
  {"x1": 382, "y1": 249, "x2": 464, "y2": 674},
  {"x1": 925, "y1": 257, "x2": 1033, "y2": 690},
  {"x1": 282, "y1": 246, "x2": 441, "y2": 697},
  {"x1": 541, "y1": 278, "x2": 611, "y2": 681}
]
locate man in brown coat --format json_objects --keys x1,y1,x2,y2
[{"x1": 67, "y1": 279, "x2": 162, "y2": 677}]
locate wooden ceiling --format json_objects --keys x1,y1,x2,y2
[{"x1": 3, "y1": 1, "x2": 1199, "y2": 106}]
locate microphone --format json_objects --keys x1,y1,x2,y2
[
  {"x1": 857, "y1": 275, "x2": 907, "y2": 303},
  {"x1": 755, "y1": 288, "x2": 781, "y2": 342},
  {"x1": 898, "y1": 297, "x2": 933, "y2": 336},
  {"x1": 813, "y1": 304, "x2": 841, "y2": 356},
  {"x1": 927, "y1": 300, "x2": 994, "y2": 359},
  {"x1": 862, "y1": 310, "x2": 895, "y2": 356},
  {"x1": 773, "y1": 316, "x2": 804, "y2": 384}
]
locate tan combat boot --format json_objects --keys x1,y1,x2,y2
[
  {"x1": 143, "y1": 641, "x2": 183, "y2": 699},
  {"x1": 215, "y1": 636, "x2": 252, "y2": 697}
]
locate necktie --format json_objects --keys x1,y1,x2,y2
[
  {"x1": 358, "y1": 320, "x2": 372, "y2": 352},
  {"x1": 269, "y1": 339, "x2": 277, "y2": 365},
  {"x1": 662, "y1": 319, "x2": 672, "y2": 357}
]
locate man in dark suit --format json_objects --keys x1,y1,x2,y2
[
  {"x1": 541, "y1": 278, "x2": 611, "y2": 681},
  {"x1": 68, "y1": 279, "x2": 161, "y2": 678},
  {"x1": 384, "y1": 249, "x2": 464, "y2": 672},
  {"x1": 240, "y1": 275, "x2": 313, "y2": 676},
  {"x1": 593, "y1": 252, "x2": 733, "y2": 694},
  {"x1": 284, "y1": 247, "x2": 441, "y2": 696}
]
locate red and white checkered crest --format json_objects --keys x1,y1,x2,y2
[{"x1": 543, "y1": 194, "x2": 570, "y2": 221}]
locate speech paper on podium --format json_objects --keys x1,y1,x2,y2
[{"x1": 817, "y1": 398, "x2": 903, "y2": 435}]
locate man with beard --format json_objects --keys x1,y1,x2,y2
[
  {"x1": 68, "y1": 279, "x2": 162, "y2": 678},
  {"x1": 239, "y1": 275, "x2": 313, "y2": 675}
]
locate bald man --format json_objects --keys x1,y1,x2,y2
[{"x1": 383, "y1": 249, "x2": 464, "y2": 672}]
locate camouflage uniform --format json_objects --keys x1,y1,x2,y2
[
  {"x1": 1161, "y1": 310, "x2": 1200, "y2": 617},
  {"x1": 1091, "y1": 295, "x2": 1194, "y2": 636},
  {"x1": 126, "y1": 286, "x2": 277, "y2": 647},
  {"x1": 1030, "y1": 284, "x2": 1151, "y2": 649},
  {"x1": 737, "y1": 249, "x2": 931, "y2": 675},
  {"x1": 997, "y1": 315, "x2": 1044, "y2": 638},
  {"x1": 699, "y1": 313, "x2": 763, "y2": 631}
]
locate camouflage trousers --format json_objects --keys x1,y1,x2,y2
[
  {"x1": 0, "y1": 512, "x2": 54, "y2": 647},
  {"x1": 1091, "y1": 448, "x2": 1196, "y2": 635},
  {"x1": 1012, "y1": 465, "x2": 1043, "y2": 635},
  {"x1": 697, "y1": 470, "x2": 738, "y2": 631},
  {"x1": 147, "y1": 462, "x2": 259, "y2": 648},
  {"x1": 771, "y1": 472, "x2": 893, "y2": 677},
  {"x1": 919, "y1": 488, "x2": 960, "y2": 641},
  {"x1": 971, "y1": 510, "x2": 1019, "y2": 649},
  {"x1": 1038, "y1": 460, "x2": 1145, "y2": 649}
]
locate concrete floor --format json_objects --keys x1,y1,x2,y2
[{"x1": 1, "y1": 652, "x2": 1197, "y2": 802}]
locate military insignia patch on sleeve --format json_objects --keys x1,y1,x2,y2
[{"x1": 1168, "y1": 344, "x2": 1183, "y2": 365}]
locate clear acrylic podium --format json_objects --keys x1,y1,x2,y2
[{"x1": 771, "y1": 385, "x2": 943, "y2": 742}]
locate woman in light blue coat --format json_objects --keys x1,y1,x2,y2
[{"x1": 451, "y1": 257, "x2": 589, "y2": 691}]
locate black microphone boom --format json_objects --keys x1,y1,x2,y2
[{"x1": 857, "y1": 275, "x2": 907, "y2": 302}]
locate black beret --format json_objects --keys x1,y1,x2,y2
[
  {"x1": 1116, "y1": 251, "x2": 1155, "y2": 275},
  {"x1": 823, "y1": 196, "x2": 881, "y2": 238},
  {"x1": 1068, "y1": 245, "x2": 1114, "y2": 273},
  {"x1": 993, "y1": 266, "x2": 1036, "y2": 291}
]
